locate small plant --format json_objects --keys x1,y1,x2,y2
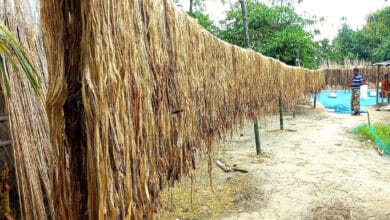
[
  {"x1": 355, "y1": 125, "x2": 375, "y2": 141},
  {"x1": 354, "y1": 123, "x2": 390, "y2": 154},
  {"x1": 373, "y1": 124, "x2": 390, "y2": 143},
  {"x1": 0, "y1": 22, "x2": 40, "y2": 97}
]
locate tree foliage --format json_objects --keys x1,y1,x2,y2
[
  {"x1": 188, "y1": 11, "x2": 220, "y2": 34},
  {"x1": 364, "y1": 6, "x2": 390, "y2": 62},
  {"x1": 175, "y1": 0, "x2": 220, "y2": 35},
  {"x1": 329, "y1": 6, "x2": 390, "y2": 64},
  {"x1": 176, "y1": 1, "x2": 390, "y2": 66},
  {"x1": 219, "y1": 0, "x2": 319, "y2": 68}
]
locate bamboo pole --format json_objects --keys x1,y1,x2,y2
[
  {"x1": 292, "y1": 107, "x2": 296, "y2": 118},
  {"x1": 376, "y1": 65, "x2": 379, "y2": 105},
  {"x1": 254, "y1": 120, "x2": 261, "y2": 154},
  {"x1": 279, "y1": 95, "x2": 283, "y2": 130},
  {"x1": 240, "y1": 0, "x2": 261, "y2": 154}
]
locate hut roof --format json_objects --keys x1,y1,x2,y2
[{"x1": 372, "y1": 60, "x2": 390, "y2": 66}]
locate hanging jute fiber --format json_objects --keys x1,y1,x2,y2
[
  {"x1": 0, "y1": 0, "x2": 53, "y2": 219},
  {"x1": 0, "y1": 0, "x2": 325, "y2": 219},
  {"x1": 41, "y1": 0, "x2": 325, "y2": 218}
]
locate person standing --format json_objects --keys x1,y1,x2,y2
[
  {"x1": 381, "y1": 74, "x2": 390, "y2": 98},
  {"x1": 349, "y1": 68, "x2": 364, "y2": 116}
]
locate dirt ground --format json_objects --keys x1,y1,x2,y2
[{"x1": 159, "y1": 104, "x2": 390, "y2": 220}]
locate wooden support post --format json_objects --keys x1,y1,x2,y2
[
  {"x1": 254, "y1": 119, "x2": 261, "y2": 155},
  {"x1": 376, "y1": 65, "x2": 379, "y2": 105},
  {"x1": 367, "y1": 112, "x2": 371, "y2": 126},
  {"x1": 279, "y1": 95, "x2": 284, "y2": 130},
  {"x1": 313, "y1": 93, "x2": 317, "y2": 109},
  {"x1": 240, "y1": 0, "x2": 260, "y2": 155},
  {"x1": 292, "y1": 106, "x2": 296, "y2": 118}
]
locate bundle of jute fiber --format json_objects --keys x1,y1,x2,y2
[
  {"x1": 306, "y1": 69, "x2": 326, "y2": 94},
  {"x1": 279, "y1": 65, "x2": 304, "y2": 110},
  {"x1": 0, "y1": 0, "x2": 53, "y2": 219},
  {"x1": 41, "y1": 0, "x2": 326, "y2": 219}
]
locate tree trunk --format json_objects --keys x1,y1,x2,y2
[
  {"x1": 189, "y1": 0, "x2": 194, "y2": 14},
  {"x1": 239, "y1": 0, "x2": 250, "y2": 48}
]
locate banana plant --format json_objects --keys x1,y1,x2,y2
[{"x1": 0, "y1": 22, "x2": 40, "y2": 97}]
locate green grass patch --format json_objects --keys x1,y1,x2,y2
[{"x1": 354, "y1": 123, "x2": 390, "y2": 154}]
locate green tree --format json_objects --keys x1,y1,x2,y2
[
  {"x1": 331, "y1": 6, "x2": 390, "y2": 63},
  {"x1": 332, "y1": 24, "x2": 372, "y2": 62},
  {"x1": 372, "y1": 39, "x2": 390, "y2": 61},
  {"x1": 219, "y1": 0, "x2": 319, "y2": 68},
  {"x1": 189, "y1": 11, "x2": 220, "y2": 34},
  {"x1": 189, "y1": 0, "x2": 205, "y2": 14},
  {"x1": 318, "y1": 38, "x2": 333, "y2": 62},
  {"x1": 365, "y1": 7, "x2": 390, "y2": 40},
  {"x1": 175, "y1": 0, "x2": 221, "y2": 35},
  {"x1": 364, "y1": 6, "x2": 390, "y2": 61}
]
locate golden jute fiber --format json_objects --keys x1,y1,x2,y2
[
  {"x1": 0, "y1": 0, "x2": 325, "y2": 219},
  {"x1": 39, "y1": 0, "x2": 326, "y2": 219}
]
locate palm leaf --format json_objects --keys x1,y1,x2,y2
[
  {"x1": 0, "y1": 56, "x2": 11, "y2": 96},
  {"x1": 0, "y1": 22, "x2": 41, "y2": 97}
]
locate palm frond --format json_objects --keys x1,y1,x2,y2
[
  {"x1": 0, "y1": 22, "x2": 41, "y2": 97},
  {"x1": 0, "y1": 56, "x2": 11, "y2": 96}
]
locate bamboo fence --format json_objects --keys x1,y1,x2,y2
[{"x1": 324, "y1": 66, "x2": 390, "y2": 90}]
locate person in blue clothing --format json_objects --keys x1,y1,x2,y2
[{"x1": 349, "y1": 67, "x2": 364, "y2": 116}]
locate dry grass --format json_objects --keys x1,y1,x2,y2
[
  {"x1": 309, "y1": 201, "x2": 353, "y2": 220},
  {"x1": 159, "y1": 158, "x2": 266, "y2": 220}
]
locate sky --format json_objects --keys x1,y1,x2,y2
[{"x1": 177, "y1": 0, "x2": 390, "y2": 40}]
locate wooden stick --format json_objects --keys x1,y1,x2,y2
[
  {"x1": 216, "y1": 160, "x2": 231, "y2": 172},
  {"x1": 375, "y1": 147, "x2": 384, "y2": 156},
  {"x1": 254, "y1": 119, "x2": 261, "y2": 155},
  {"x1": 0, "y1": 116, "x2": 8, "y2": 122},
  {"x1": 0, "y1": 140, "x2": 11, "y2": 147},
  {"x1": 279, "y1": 95, "x2": 284, "y2": 130},
  {"x1": 376, "y1": 65, "x2": 379, "y2": 105},
  {"x1": 232, "y1": 167, "x2": 248, "y2": 173}
]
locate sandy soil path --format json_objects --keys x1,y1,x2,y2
[
  {"x1": 221, "y1": 105, "x2": 390, "y2": 219},
  {"x1": 160, "y1": 104, "x2": 390, "y2": 219}
]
